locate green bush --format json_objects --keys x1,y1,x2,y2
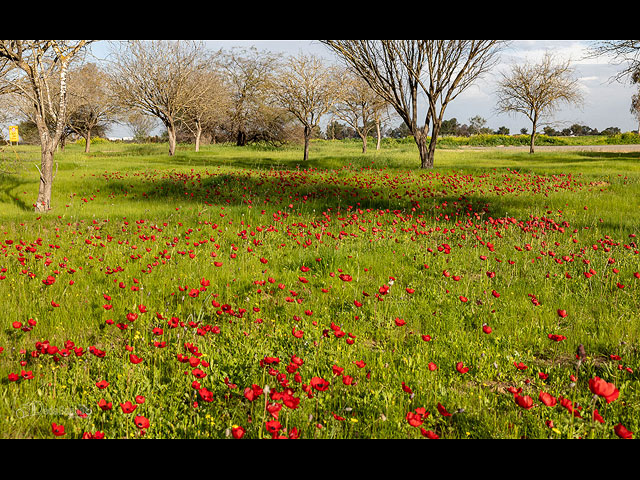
[
  {"x1": 75, "y1": 136, "x2": 111, "y2": 145},
  {"x1": 604, "y1": 132, "x2": 640, "y2": 144}
]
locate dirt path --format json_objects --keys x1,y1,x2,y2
[{"x1": 460, "y1": 144, "x2": 640, "y2": 153}]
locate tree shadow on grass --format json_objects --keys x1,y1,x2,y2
[{"x1": 0, "y1": 176, "x2": 34, "y2": 212}]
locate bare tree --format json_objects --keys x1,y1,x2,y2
[
  {"x1": 495, "y1": 52, "x2": 584, "y2": 153},
  {"x1": 586, "y1": 40, "x2": 640, "y2": 83},
  {"x1": 586, "y1": 41, "x2": 640, "y2": 134},
  {"x1": 123, "y1": 110, "x2": 159, "y2": 141},
  {"x1": 273, "y1": 53, "x2": 343, "y2": 161},
  {"x1": 0, "y1": 40, "x2": 92, "y2": 212},
  {"x1": 108, "y1": 40, "x2": 212, "y2": 156},
  {"x1": 219, "y1": 47, "x2": 283, "y2": 146},
  {"x1": 180, "y1": 66, "x2": 229, "y2": 152},
  {"x1": 66, "y1": 63, "x2": 117, "y2": 152},
  {"x1": 321, "y1": 40, "x2": 504, "y2": 168},
  {"x1": 332, "y1": 69, "x2": 389, "y2": 153}
]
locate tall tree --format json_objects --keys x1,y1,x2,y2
[
  {"x1": 273, "y1": 53, "x2": 343, "y2": 161},
  {"x1": 108, "y1": 40, "x2": 211, "y2": 156},
  {"x1": 321, "y1": 40, "x2": 504, "y2": 168},
  {"x1": 0, "y1": 40, "x2": 92, "y2": 212},
  {"x1": 495, "y1": 52, "x2": 584, "y2": 153}
]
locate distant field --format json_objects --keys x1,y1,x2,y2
[{"x1": 0, "y1": 140, "x2": 638, "y2": 439}]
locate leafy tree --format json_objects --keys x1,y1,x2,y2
[
  {"x1": 601, "y1": 126, "x2": 622, "y2": 136},
  {"x1": 440, "y1": 118, "x2": 460, "y2": 136},
  {"x1": 468, "y1": 115, "x2": 487, "y2": 135},
  {"x1": 387, "y1": 122, "x2": 412, "y2": 139},
  {"x1": 325, "y1": 120, "x2": 356, "y2": 140}
]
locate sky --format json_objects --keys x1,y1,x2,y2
[{"x1": 89, "y1": 40, "x2": 639, "y2": 138}]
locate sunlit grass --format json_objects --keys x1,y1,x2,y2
[{"x1": 0, "y1": 140, "x2": 638, "y2": 439}]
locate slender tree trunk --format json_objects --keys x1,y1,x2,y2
[
  {"x1": 530, "y1": 123, "x2": 537, "y2": 154},
  {"x1": 35, "y1": 144, "x2": 55, "y2": 213},
  {"x1": 167, "y1": 122, "x2": 177, "y2": 156},
  {"x1": 303, "y1": 126, "x2": 311, "y2": 161},
  {"x1": 85, "y1": 131, "x2": 91, "y2": 153},
  {"x1": 376, "y1": 119, "x2": 381, "y2": 151},
  {"x1": 195, "y1": 122, "x2": 202, "y2": 152}
]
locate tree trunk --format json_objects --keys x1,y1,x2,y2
[
  {"x1": 360, "y1": 133, "x2": 367, "y2": 154},
  {"x1": 35, "y1": 145, "x2": 55, "y2": 213},
  {"x1": 195, "y1": 122, "x2": 202, "y2": 153},
  {"x1": 303, "y1": 126, "x2": 311, "y2": 161},
  {"x1": 376, "y1": 119, "x2": 381, "y2": 151},
  {"x1": 414, "y1": 129, "x2": 433, "y2": 169},
  {"x1": 236, "y1": 130, "x2": 247, "y2": 146},
  {"x1": 85, "y1": 131, "x2": 91, "y2": 153},
  {"x1": 167, "y1": 123, "x2": 177, "y2": 156},
  {"x1": 529, "y1": 123, "x2": 537, "y2": 154}
]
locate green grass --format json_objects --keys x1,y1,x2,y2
[{"x1": 0, "y1": 140, "x2": 638, "y2": 439}]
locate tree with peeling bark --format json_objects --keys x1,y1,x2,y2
[
  {"x1": 495, "y1": 52, "x2": 584, "y2": 154},
  {"x1": 0, "y1": 40, "x2": 92, "y2": 212},
  {"x1": 321, "y1": 40, "x2": 505, "y2": 169},
  {"x1": 273, "y1": 53, "x2": 343, "y2": 161},
  {"x1": 108, "y1": 40, "x2": 212, "y2": 156}
]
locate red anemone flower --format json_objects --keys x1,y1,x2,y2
[
  {"x1": 538, "y1": 391, "x2": 556, "y2": 407},
  {"x1": 614, "y1": 424, "x2": 633, "y2": 439},
  {"x1": 456, "y1": 362, "x2": 469, "y2": 374},
  {"x1": 134, "y1": 415, "x2": 150, "y2": 430},
  {"x1": 310, "y1": 376, "x2": 330, "y2": 392},
  {"x1": 514, "y1": 394, "x2": 534, "y2": 410},
  {"x1": 120, "y1": 401, "x2": 137, "y2": 414},
  {"x1": 51, "y1": 423, "x2": 65, "y2": 436},
  {"x1": 436, "y1": 403, "x2": 452, "y2": 417},
  {"x1": 588, "y1": 377, "x2": 619, "y2": 403}
]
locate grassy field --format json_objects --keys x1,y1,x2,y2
[{"x1": 0, "y1": 139, "x2": 638, "y2": 439}]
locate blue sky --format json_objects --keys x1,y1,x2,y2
[{"x1": 90, "y1": 40, "x2": 639, "y2": 138}]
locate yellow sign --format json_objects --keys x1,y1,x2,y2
[{"x1": 8, "y1": 126, "x2": 19, "y2": 143}]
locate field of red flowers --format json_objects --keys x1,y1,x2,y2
[{"x1": 0, "y1": 142, "x2": 638, "y2": 439}]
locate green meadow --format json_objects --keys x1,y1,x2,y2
[{"x1": 0, "y1": 139, "x2": 638, "y2": 439}]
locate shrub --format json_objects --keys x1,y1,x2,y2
[{"x1": 604, "y1": 132, "x2": 640, "y2": 144}]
